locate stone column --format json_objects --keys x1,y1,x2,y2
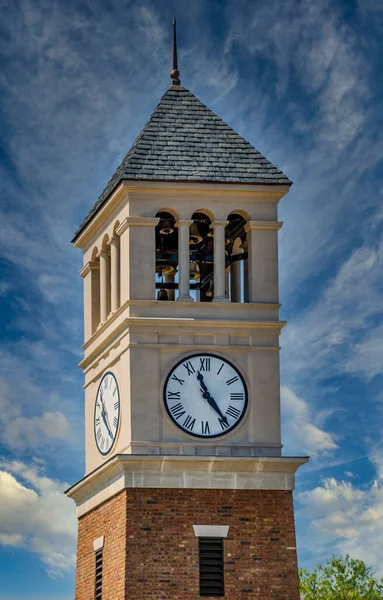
[
  {"x1": 116, "y1": 217, "x2": 159, "y2": 302},
  {"x1": 230, "y1": 257, "x2": 241, "y2": 302},
  {"x1": 176, "y1": 220, "x2": 193, "y2": 302},
  {"x1": 79, "y1": 260, "x2": 100, "y2": 340},
  {"x1": 245, "y1": 221, "x2": 283, "y2": 303},
  {"x1": 210, "y1": 220, "x2": 229, "y2": 303},
  {"x1": 241, "y1": 238, "x2": 249, "y2": 303},
  {"x1": 164, "y1": 272, "x2": 175, "y2": 301},
  {"x1": 98, "y1": 249, "x2": 110, "y2": 323},
  {"x1": 109, "y1": 236, "x2": 120, "y2": 312}
]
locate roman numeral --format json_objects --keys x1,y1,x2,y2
[
  {"x1": 167, "y1": 391, "x2": 181, "y2": 400},
  {"x1": 226, "y1": 405, "x2": 241, "y2": 419},
  {"x1": 113, "y1": 416, "x2": 118, "y2": 428},
  {"x1": 95, "y1": 417, "x2": 100, "y2": 426},
  {"x1": 170, "y1": 403, "x2": 186, "y2": 420},
  {"x1": 114, "y1": 400, "x2": 119, "y2": 410},
  {"x1": 104, "y1": 377, "x2": 108, "y2": 390},
  {"x1": 171, "y1": 374, "x2": 185, "y2": 386},
  {"x1": 217, "y1": 363, "x2": 224, "y2": 375},
  {"x1": 201, "y1": 421, "x2": 210, "y2": 435},
  {"x1": 219, "y1": 418, "x2": 229, "y2": 430},
  {"x1": 183, "y1": 415, "x2": 196, "y2": 431},
  {"x1": 226, "y1": 376, "x2": 239, "y2": 386},
  {"x1": 96, "y1": 427, "x2": 102, "y2": 442},
  {"x1": 183, "y1": 361, "x2": 195, "y2": 376},
  {"x1": 199, "y1": 358, "x2": 211, "y2": 371},
  {"x1": 230, "y1": 393, "x2": 244, "y2": 401},
  {"x1": 113, "y1": 386, "x2": 117, "y2": 396}
]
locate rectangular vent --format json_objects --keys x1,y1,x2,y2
[
  {"x1": 95, "y1": 548, "x2": 103, "y2": 600},
  {"x1": 199, "y1": 537, "x2": 224, "y2": 597}
]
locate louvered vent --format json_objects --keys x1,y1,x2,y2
[
  {"x1": 199, "y1": 537, "x2": 225, "y2": 597},
  {"x1": 95, "y1": 548, "x2": 103, "y2": 600}
]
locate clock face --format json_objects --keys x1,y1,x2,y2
[
  {"x1": 163, "y1": 353, "x2": 248, "y2": 439},
  {"x1": 94, "y1": 372, "x2": 120, "y2": 455}
]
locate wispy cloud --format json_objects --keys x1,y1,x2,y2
[{"x1": 282, "y1": 386, "x2": 338, "y2": 457}]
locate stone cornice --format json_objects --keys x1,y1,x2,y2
[
  {"x1": 80, "y1": 315, "x2": 286, "y2": 371},
  {"x1": 116, "y1": 216, "x2": 160, "y2": 236},
  {"x1": 79, "y1": 260, "x2": 99, "y2": 278},
  {"x1": 210, "y1": 219, "x2": 229, "y2": 228},
  {"x1": 73, "y1": 181, "x2": 289, "y2": 249},
  {"x1": 245, "y1": 220, "x2": 283, "y2": 232},
  {"x1": 65, "y1": 454, "x2": 309, "y2": 517},
  {"x1": 175, "y1": 219, "x2": 193, "y2": 227}
]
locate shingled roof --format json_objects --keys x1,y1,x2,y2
[{"x1": 73, "y1": 85, "x2": 291, "y2": 241}]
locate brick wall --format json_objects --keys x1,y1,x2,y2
[
  {"x1": 75, "y1": 490, "x2": 127, "y2": 600},
  {"x1": 75, "y1": 488, "x2": 300, "y2": 600}
]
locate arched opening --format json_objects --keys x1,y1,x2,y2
[
  {"x1": 225, "y1": 213, "x2": 248, "y2": 303},
  {"x1": 190, "y1": 211, "x2": 213, "y2": 302},
  {"x1": 155, "y1": 211, "x2": 178, "y2": 300}
]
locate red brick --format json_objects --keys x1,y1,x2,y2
[{"x1": 74, "y1": 488, "x2": 300, "y2": 599}]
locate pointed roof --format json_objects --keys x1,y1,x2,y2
[{"x1": 73, "y1": 86, "x2": 291, "y2": 241}]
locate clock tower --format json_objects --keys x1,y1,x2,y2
[{"x1": 66, "y1": 20, "x2": 307, "y2": 600}]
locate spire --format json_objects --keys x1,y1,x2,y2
[{"x1": 170, "y1": 17, "x2": 181, "y2": 86}]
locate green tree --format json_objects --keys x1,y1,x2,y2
[{"x1": 299, "y1": 555, "x2": 383, "y2": 599}]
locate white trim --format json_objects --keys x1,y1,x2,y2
[
  {"x1": 65, "y1": 455, "x2": 309, "y2": 518},
  {"x1": 93, "y1": 535, "x2": 104, "y2": 551},
  {"x1": 193, "y1": 525, "x2": 229, "y2": 538}
]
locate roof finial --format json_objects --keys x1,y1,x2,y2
[{"x1": 170, "y1": 17, "x2": 181, "y2": 86}]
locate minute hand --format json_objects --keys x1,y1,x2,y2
[{"x1": 197, "y1": 372, "x2": 229, "y2": 425}]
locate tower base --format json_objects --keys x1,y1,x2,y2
[{"x1": 74, "y1": 487, "x2": 301, "y2": 599}]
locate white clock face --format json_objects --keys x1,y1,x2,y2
[
  {"x1": 94, "y1": 372, "x2": 120, "y2": 455},
  {"x1": 163, "y1": 354, "x2": 248, "y2": 438}
]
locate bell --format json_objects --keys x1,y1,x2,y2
[
  {"x1": 205, "y1": 279, "x2": 214, "y2": 297},
  {"x1": 189, "y1": 222, "x2": 203, "y2": 245},
  {"x1": 189, "y1": 261, "x2": 200, "y2": 280},
  {"x1": 161, "y1": 265, "x2": 176, "y2": 276},
  {"x1": 159, "y1": 219, "x2": 174, "y2": 235},
  {"x1": 157, "y1": 288, "x2": 169, "y2": 301}
]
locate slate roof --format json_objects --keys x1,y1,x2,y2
[{"x1": 73, "y1": 85, "x2": 291, "y2": 241}]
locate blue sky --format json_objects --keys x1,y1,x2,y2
[{"x1": 0, "y1": 0, "x2": 383, "y2": 597}]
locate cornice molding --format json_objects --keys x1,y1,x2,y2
[
  {"x1": 116, "y1": 216, "x2": 160, "y2": 237},
  {"x1": 65, "y1": 454, "x2": 309, "y2": 517},
  {"x1": 79, "y1": 260, "x2": 99, "y2": 278},
  {"x1": 80, "y1": 316, "x2": 286, "y2": 371},
  {"x1": 245, "y1": 220, "x2": 283, "y2": 232},
  {"x1": 210, "y1": 219, "x2": 229, "y2": 229},
  {"x1": 175, "y1": 219, "x2": 193, "y2": 227}
]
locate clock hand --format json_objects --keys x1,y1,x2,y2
[
  {"x1": 197, "y1": 372, "x2": 229, "y2": 426},
  {"x1": 100, "y1": 393, "x2": 113, "y2": 438}
]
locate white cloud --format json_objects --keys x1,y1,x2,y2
[
  {"x1": 0, "y1": 377, "x2": 73, "y2": 451},
  {"x1": 298, "y1": 477, "x2": 383, "y2": 575},
  {"x1": 0, "y1": 461, "x2": 76, "y2": 578},
  {"x1": 281, "y1": 386, "x2": 338, "y2": 457}
]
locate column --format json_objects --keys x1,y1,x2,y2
[
  {"x1": 79, "y1": 260, "x2": 100, "y2": 340},
  {"x1": 210, "y1": 220, "x2": 229, "y2": 302},
  {"x1": 109, "y1": 236, "x2": 120, "y2": 312},
  {"x1": 241, "y1": 238, "x2": 249, "y2": 303},
  {"x1": 230, "y1": 257, "x2": 241, "y2": 302},
  {"x1": 99, "y1": 249, "x2": 110, "y2": 322},
  {"x1": 245, "y1": 221, "x2": 283, "y2": 303},
  {"x1": 116, "y1": 217, "x2": 159, "y2": 302},
  {"x1": 164, "y1": 272, "x2": 175, "y2": 301},
  {"x1": 176, "y1": 219, "x2": 193, "y2": 302}
]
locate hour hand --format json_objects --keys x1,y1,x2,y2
[{"x1": 197, "y1": 371, "x2": 208, "y2": 392}]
